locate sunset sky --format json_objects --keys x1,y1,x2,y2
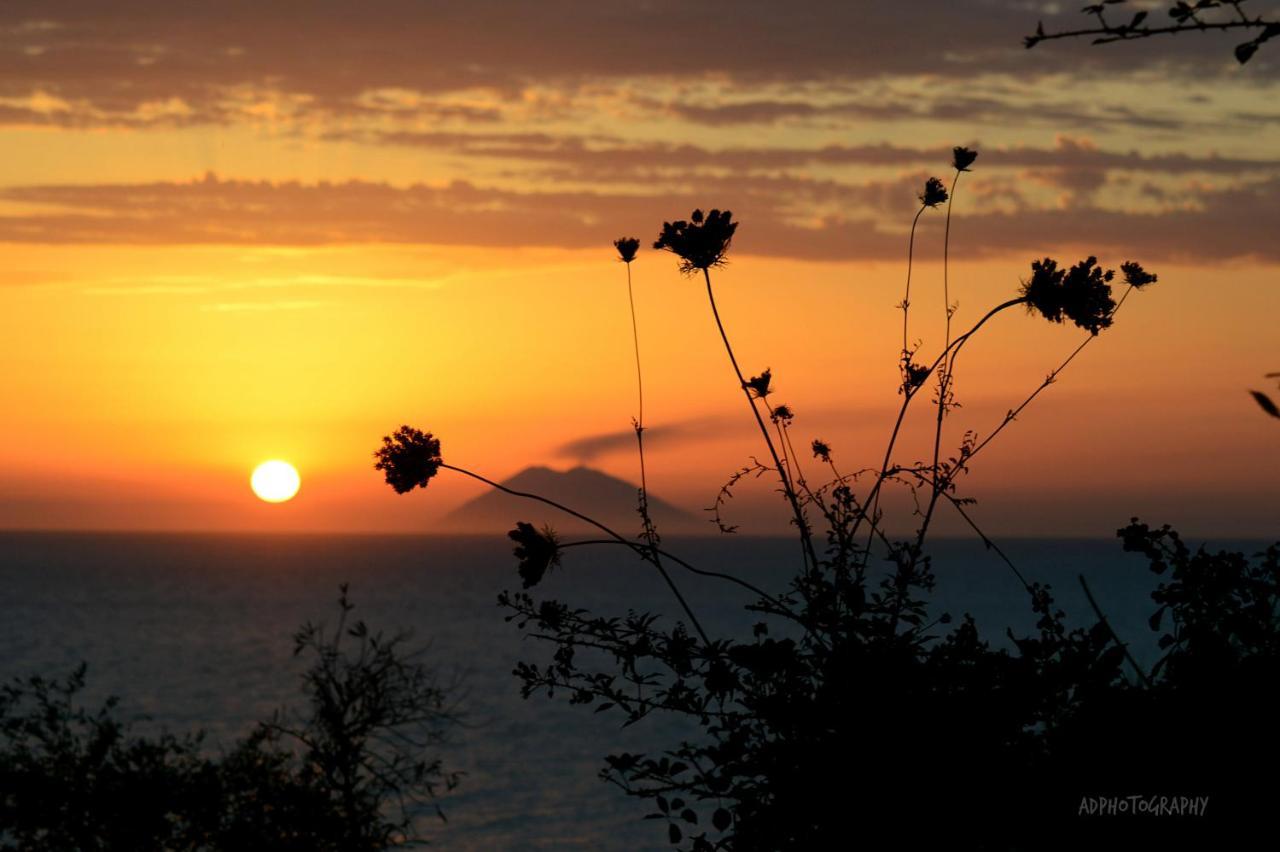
[{"x1": 1, "y1": 1, "x2": 1276, "y2": 536}]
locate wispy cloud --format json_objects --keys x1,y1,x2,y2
[
  {"x1": 554, "y1": 417, "x2": 733, "y2": 463},
  {"x1": 1, "y1": 166, "x2": 1277, "y2": 263},
  {"x1": 200, "y1": 299, "x2": 331, "y2": 312}
]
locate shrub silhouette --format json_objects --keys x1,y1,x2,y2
[
  {"x1": 0, "y1": 587, "x2": 460, "y2": 851},
  {"x1": 378, "y1": 146, "x2": 1274, "y2": 848}
]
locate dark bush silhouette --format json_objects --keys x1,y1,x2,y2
[
  {"x1": 0, "y1": 587, "x2": 460, "y2": 851},
  {"x1": 378, "y1": 142, "x2": 1275, "y2": 847}
]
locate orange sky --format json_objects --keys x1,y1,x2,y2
[{"x1": 1, "y1": 2, "x2": 1277, "y2": 536}]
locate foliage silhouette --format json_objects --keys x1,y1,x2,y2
[
  {"x1": 0, "y1": 588, "x2": 460, "y2": 851},
  {"x1": 1025, "y1": 0, "x2": 1280, "y2": 64},
  {"x1": 1250, "y1": 372, "x2": 1280, "y2": 418},
  {"x1": 378, "y1": 145, "x2": 1276, "y2": 848}
]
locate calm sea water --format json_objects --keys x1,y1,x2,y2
[{"x1": 0, "y1": 532, "x2": 1265, "y2": 849}]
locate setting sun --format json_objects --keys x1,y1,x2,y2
[{"x1": 250, "y1": 460, "x2": 301, "y2": 503}]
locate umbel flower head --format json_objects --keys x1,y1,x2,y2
[
  {"x1": 745, "y1": 368, "x2": 773, "y2": 399},
  {"x1": 374, "y1": 426, "x2": 442, "y2": 494},
  {"x1": 1021, "y1": 256, "x2": 1133, "y2": 336},
  {"x1": 811, "y1": 439, "x2": 832, "y2": 463},
  {"x1": 1120, "y1": 261, "x2": 1158, "y2": 289},
  {"x1": 613, "y1": 236, "x2": 640, "y2": 264},
  {"x1": 920, "y1": 177, "x2": 949, "y2": 208},
  {"x1": 770, "y1": 404, "x2": 795, "y2": 425},
  {"x1": 509, "y1": 521, "x2": 562, "y2": 588},
  {"x1": 653, "y1": 208, "x2": 738, "y2": 274},
  {"x1": 952, "y1": 146, "x2": 978, "y2": 172}
]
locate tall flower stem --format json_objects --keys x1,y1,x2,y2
[
  {"x1": 855, "y1": 297, "x2": 1027, "y2": 557},
  {"x1": 702, "y1": 268, "x2": 819, "y2": 571},
  {"x1": 901, "y1": 204, "x2": 926, "y2": 367},
  {"x1": 942, "y1": 169, "x2": 963, "y2": 350},
  {"x1": 916, "y1": 168, "x2": 965, "y2": 563},
  {"x1": 624, "y1": 261, "x2": 659, "y2": 549},
  {"x1": 964, "y1": 285, "x2": 1137, "y2": 467},
  {"x1": 440, "y1": 463, "x2": 710, "y2": 644}
]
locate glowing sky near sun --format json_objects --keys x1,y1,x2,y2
[{"x1": 0, "y1": 1, "x2": 1277, "y2": 535}]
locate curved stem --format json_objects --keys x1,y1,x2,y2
[
  {"x1": 965, "y1": 285, "x2": 1136, "y2": 468},
  {"x1": 902, "y1": 204, "x2": 926, "y2": 364},
  {"x1": 441, "y1": 463, "x2": 710, "y2": 644},
  {"x1": 855, "y1": 297, "x2": 1028, "y2": 552},
  {"x1": 1079, "y1": 575, "x2": 1153, "y2": 687},
  {"x1": 914, "y1": 169, "x2": 965, "y2": 562},
  {"x1": 559, "y1": 539, "x2": 783, "y2": 607},
  {"x1": 626, "y1": 262, "x2": 644, "y2": 432},
  {"x1": 702, "y1": 267, "x2": 820, "y2": 571},
  {"x1": 624, "y1": 260, "x2": 664, "y2": 577},
  {"x1": 943, "y1": 170, "x2": 963, "y2": 349}
]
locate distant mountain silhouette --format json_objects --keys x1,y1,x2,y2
[{"x1": 444, "y1": 465, "x2": 699, "y2": 533}]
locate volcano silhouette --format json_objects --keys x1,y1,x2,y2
[{"x1": 444, "y1": 465, "x2": 699, "y2": 533}]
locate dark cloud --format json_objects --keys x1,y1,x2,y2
[
  {"x1": 341, "y1": 130, "x2": 1280, "y2": 176},
  {"x1": 554, "y1": 418, "x2": 731, "y2": 463},
  {"x1": 0, "y1": 1, "x2": 1257, "y2": 128},
  {"x1": 0, "y1": 168, "x2": 1277, "y2": 264}
]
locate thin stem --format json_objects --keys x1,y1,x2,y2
[
  {"x1": 440, "y1": 463, "x2": 710, "y2": 644},
  {"x1": 702, "y1": 267, "x2": 820, "y2": 571},
  {"x1": 901, "y1": 204, "x2": 926, "y2": 365},
  {"x1": 624, "y1": 260, "x2": 666, "y2": 584},
  {"x1": 559, "y1": 539, "x2": 783, "y2": 608},
  {"x1": 964, "y1": 285, "x2": 1136, "y2": 468},
  {"x1": 1029, "y1": 16, "x2": 1271, "y2": 48},
  {"x1": 626, "y1": 262, "x2": 644, "y2": 431},
  {"x1": 915, "y1": 169, "x2": 965, "y2": 562},
  {"x1": 856, "y1": 297, "x2": 1028, "y2": 554},
  {"x1": 1078, "y1": 575, "x2": 1153, "y2": 687},
  {"x1": 943, "y1": 170, "x2": 962, "y2": 350}
]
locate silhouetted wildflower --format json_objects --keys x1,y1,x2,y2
[
  {"x1": 745, "y1": 368, "x2": 772, "y2": 399},
  {"x1": 374, "y1": 426, "x2": 442, "y2": 494},
  {"x1": 653, "y1": 208, "x2": 738, "y2": 274},
  {"x1": 770, "y1": 404, "x2": 794, "y2": 425},
  {"x1": 919, "y1": 177, "x2": 949, "y2": 208},
  {"x1": 1021, "y1": 256, "x2": 1118, "y2": 335},
  {"x1": 902, "y1": 362, "x2": 931, "y2": 393},
  {"x1": 509, "y1": 522, "x2": 562, "y2": 588},
  {"x1": 1120, "y1": 261, "x2": 1158, "y2": 289},
  {"x1": 811, "y1": 439, "x2": 832, "y2": 462},
  {"x1": 952, "y1": 146, "x2": 978, "y2": 172},
  {"x1": 614, "y1": 236, "x2": 640, "y2": 264}
]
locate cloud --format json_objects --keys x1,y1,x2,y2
[
  {"x1": 0, "y1": 162, "x2": 1278, "y2": 264},
  {"x1": 200, "y1": 300, "x2": 330, "y2": 312},
  {"x1": 554, "y1": 417, "x2": 733, "y2": 463},
  {"x1": 0, "y1": 1, "x2": 1261, "y2": 129}
]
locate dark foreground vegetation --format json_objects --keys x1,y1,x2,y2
[
  {"x1": 0, "y1": 587, "x2": 460, "y2": 851},
  {"x1": 375, "y1": 145, "x2": 1279, "y2": 850}
]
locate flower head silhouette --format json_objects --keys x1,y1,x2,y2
[
  {"x1": 811, "y1": 439, "x2": 832, "y2": 463},
  {"x1": 509, "y1": 521, "x2": 562, "y2": 588},
  {"x1": 902, "y1": 361, "x2": 931, "y2": 393},
  {"x1": 374, "y1": 426, "x2": 442, "y2": 494},
  {"x1": 745, "y1": 368, "x2": 773, "y2": 399},
  {"x1": 654, "y1": 208, "x2": 738, "y2": 274},
  {"x1": 952, "y1": 146, "x2": 978, "y2": 172},
  {"x1": 614, "y1": 236, "x2": 640, "y2": 264},
  {"x1": 920, "y1": 177, "x2": 949, "y2": 208},
  {"x1": 770, "y1": 404, "x2": 795, "y2": 425},
  {"x1": 1120, "y1": 261, "x2": 1158, "y2": 289},
  {"x1": 1021, "y1": 256, "x2": 1120, "y2": 335}
]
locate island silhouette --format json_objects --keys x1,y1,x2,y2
[{"x1": 444, "y1": 465, "x2": 700, "y2": 533}]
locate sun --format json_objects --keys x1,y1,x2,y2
[{"x1": 250, "y1": 460, "x2": 301, "y2": 503}]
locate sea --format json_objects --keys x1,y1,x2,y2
[{"x1": 0, "y1": 532, "x2": 1267, "y2": 850}]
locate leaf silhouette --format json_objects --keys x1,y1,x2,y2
[{"x1": 1250, "y1": 390, "x2": 1280, "y2": 418}]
